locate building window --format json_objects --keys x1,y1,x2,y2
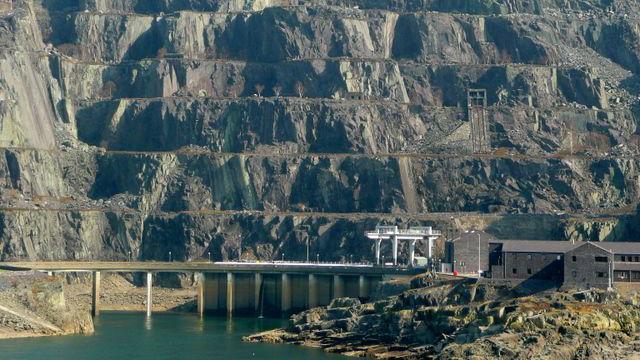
[
  {"x1": 572, "y1": 271, "x2": 578, "y2": 278},
  {"x1": 512, "y1": 268, "x2": 517, "y2": 274},
  {"x1": 596, "y1": 272, "x2": 605, "y2": 278},
  {"x1": 557, "y1": 255, "x2": 561, "y2": 260},
  {"x1": 527, "y1": 254, "x2": 532, "y2": 260},
  {"x1": 621, "y1": 256, "x2": 626, "y2": 262},
  {"x1": 572, "y1": 256, "x2": 577, "y2": 262},
  {"x1": 527, "y1": 268, "x2": 532, "y2": 275},
  {"x1": 595, "y1": 256, "x2": 608, "y2": 263},
  {"x1": 635, "y1": 256, "x2": 639, "y2": 262}
]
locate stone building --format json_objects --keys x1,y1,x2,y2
[
  {"x1": 490, "y1": 240, "x2": 570, "y2": 282},
  {"x1": 445, "y1": 234, "x2": 640, "y2": 289},
  {"x1": 444, "y1": 231, "x2": 493, "y2": 275},
  {"x1": 601, "y1": 242, "x2": 640, "y2": 283},
  {"x1": 563, "y1": 242, "x2": 612, "y2": 289}
]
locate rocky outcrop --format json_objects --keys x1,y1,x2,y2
[
  {"x1": 244, "y1": 275, "x2": 640, "y2": 359},
  {"x1": 0, "y1": 271, "x2": 93, "y2": 338}
]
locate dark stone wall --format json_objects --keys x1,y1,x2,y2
[
  {"x1": 501, "y1": 252, "x2": 564, "y2": 281},
  {"x1": 564, "y1": 243, "x2": 612, "y2": 289},
  {"x1": 449, "y1": 231, "x2": 492, "y2": 274}
]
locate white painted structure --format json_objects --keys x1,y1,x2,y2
[
  {"x1": 146, "y1": 272, "x2": 153, "y2": 317},
  {"x1": 365, "y1": 226, "x2": 441, "y2": 266}
]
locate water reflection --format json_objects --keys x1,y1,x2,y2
[
  {"x1": 194, "y1": 316, "x2": 205, "y2": 333},
  {"x1": 144, "y1": 315, "x2": 153, "y2": 330},
  {"x1": 225, "y1": 317, "x2": 234, "y2": 334}
]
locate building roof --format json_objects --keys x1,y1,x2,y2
[
  {"x1": 490, "y1": 240, "x2": 640, "y2": 255},
  {"x1": 597, "y1": 242, "x2": 640, "y2": 255},
  {"x1": 494, "y1": 240, "x2": 580, "y2": 254}
]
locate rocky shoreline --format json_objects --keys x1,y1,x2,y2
[
  {"x1": 0, "y1": 271, "x2": 197, "y2": 339},
  {"x1": 0, "y1": 271, "x2": 93, "y2": 339},
  {"x1": 64, "y1": 273, "x2": 197, "y2": 314},
  {"x1": 244, "y1": 274, "x2": 640, "y2": 359}
]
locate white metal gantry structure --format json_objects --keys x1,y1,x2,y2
[{"x1": 365, "y1": 226, "x2": 441, "y2": 266}]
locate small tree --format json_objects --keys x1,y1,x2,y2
[
  {"x1": 255, "y1": 83, "x2": 265, "y2": 97},
  {"x1": 295, "y1": 81, "x2": 305, "y2": 98},
  {"x1": 273, "y1": 85, "x2": 282, "y2": 98}
]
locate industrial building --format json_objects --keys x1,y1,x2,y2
[
  {"x1": 445, "y1": 231, "x2": 640, "y2": 289},
  {"x1": 365, "y1": 226, "x2": 441, "y2": 266},
  {"x1": 444, "y1": 230, "x2": 493, "y2": 274}
]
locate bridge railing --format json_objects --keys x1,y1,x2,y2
[
  {"x1": 367, "y1": 226, "x2": 442, "y2": 236},
  {"x1": 218, "y1": 259, "x2": 377, "y2": 266},
  {"x1": 212, "y1": 259, "x2": 422, "y2": 269},
  {"x1": 369, "y1": 226, "x2": 398, "y2": 234},
  {"x1": 403, "y1": 227, "x2": 442, "y2": 236}
]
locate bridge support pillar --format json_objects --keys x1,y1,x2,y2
[
  {"x1": 428, "y1": 236, "x2": 437, "y2": 259},
  {"x1": 375, "y1": 239, "x2": 382, "y2": 265},
  {"x1": 146, "y1": 272, "x2": 153, "y2": 317},
  {"x1": 333, "y1": 275, "x2": 344, "y2": 299},
  {"x1": 281, "y1": 274, "x2": 291, "y2": 314},
  {"x1": 197, "y1": 272, "x2": 205, "y2": 317},
  {"x1": 226, "y1": 273, "x2": 234, "y2": 316},
  {"x1": 358, "y1": 275, "x2": 369, "y2": 300},
  {"x1": 254, "y1": 273, "x2": 262, "y2": 313},
  {"x1": 409, "y1": 240, "x2": 416, "y2": 267},
  {"x1": 308, "y1": 274, "x2": 318, "y2": 308},
  {"x1": 92, "y1": 271, "x2": 101, "y2": 317},
  {"x1": 392, "y1": 235, "x2": 399, "y2": 266}
]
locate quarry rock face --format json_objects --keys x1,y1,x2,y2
[{"x1": 1, "y1": 0, "x2": 640, "y2": 262}]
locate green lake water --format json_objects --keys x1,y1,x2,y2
[{"x1": 0, "y1": 313, "x2": 346, "y2": 360}]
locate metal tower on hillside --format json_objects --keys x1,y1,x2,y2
[{"x1": 467, "y1": 89, "x2": 490, "y2": 153}]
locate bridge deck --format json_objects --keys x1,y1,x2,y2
[{"x1": 0, "y1": 261, "x2": 424, "y2": 276}]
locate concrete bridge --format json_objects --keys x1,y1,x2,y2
[{"x1": 0, "y1": 261, "x2": 422, "y2": 317}]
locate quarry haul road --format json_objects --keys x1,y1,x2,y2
[
  {"x1": 0, "y1": 145, "x2": 635, "y2": 162},
  {"x1": 0, "y1": 207, "x2": 635, "y2": 218}
]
